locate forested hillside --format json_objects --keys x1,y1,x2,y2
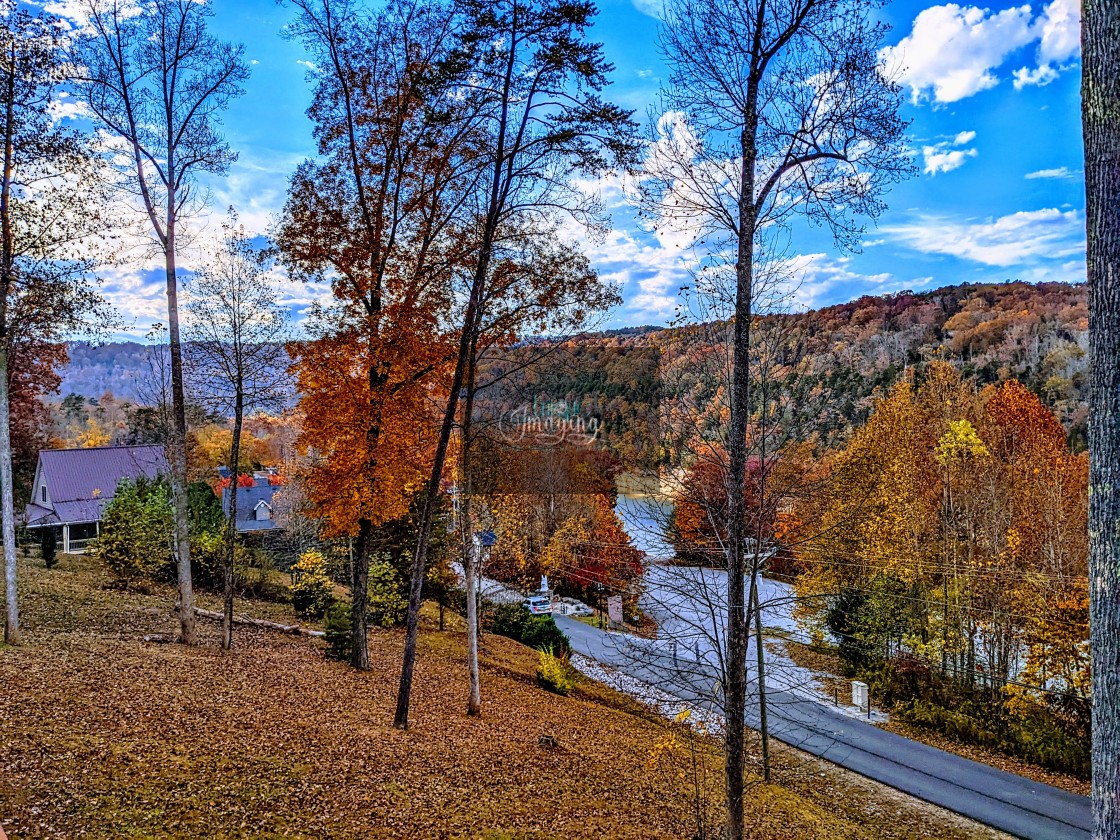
[
  {"x1": 56, "y1": 341, "x2": 161, "y2": 403},
  {"x1": 54, "y1": 281, "x2": 1089, "y2": 450},
  {"x1": 770, "y1": 281, "x2": 1089, "y2": 447}
]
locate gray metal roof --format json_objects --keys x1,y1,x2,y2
[
  {"x1": 26, "y1": 445, "x2": 169, "y2": 527},
  {"x1": 221, "y1": 483, "x2": 280, "y2": 532},
  {"x1": 23, "y1": 503, "x2": 58, "y2": 527}
]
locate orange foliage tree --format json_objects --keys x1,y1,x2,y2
[{"x1": 279, "y1": 0, "x2": 464, "y2": 670}]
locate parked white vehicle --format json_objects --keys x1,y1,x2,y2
[{"x1": 523, "y1": 595, "x2": 552, "y2": 615}]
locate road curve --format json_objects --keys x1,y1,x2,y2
[{"x1": 554, "y1": 614, "x2": 1091, "y2": 840}]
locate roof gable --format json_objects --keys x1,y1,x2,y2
[{"x1": 222, "y1": 483, "x2": 280, "y2": 522}]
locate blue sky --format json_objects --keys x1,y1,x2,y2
[{"x1": 47, "y1": 0, "x2": 1085, "y2": 338}]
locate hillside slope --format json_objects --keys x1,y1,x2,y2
[
  {"x1": 0, "y1": 555, "x2": 1005, "y2": 840},
  {"x1": 51, "y1": 282, "x2": 1088, "y2": 454}
]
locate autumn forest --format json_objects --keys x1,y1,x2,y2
[{"x1": 2, "y1": 0, "x2": 1119, "y2": 837}]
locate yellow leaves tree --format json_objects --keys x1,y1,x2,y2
[
  {"x1": 73, "y1": 416, "x2": 110, "y2": 449},
  {"x1": 796, "y1": 365, "x2": 1088, "y2": 694}
]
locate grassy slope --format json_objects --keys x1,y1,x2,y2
[{"x1": 1, "y1": 555, "x2": 1003, "y2": 840}]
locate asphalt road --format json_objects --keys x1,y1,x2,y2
[{"x1": 555, "y1": 614, "x2": 1092, "y2": 840}]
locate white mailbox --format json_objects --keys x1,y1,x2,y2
[{"x1": 852, "y1": 680, "x2": 869, "y2": 711}]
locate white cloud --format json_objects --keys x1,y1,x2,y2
[
  {"x1": 779, "y1": 253, "x2": 934, "y2": 310},
  {"x1": 1024, "y1": 166, "x2": 1077, "y2": 179},
  {"x1": 884, "y1": 0, "x2": 1081, "y2": 105},
  {"x1": 631, "y1": 0, "x2": 663, "y2": 18},
  {"x1": 295, "y1": 59, "x2": 318, "y2": 72},
  {"x1": 881, "y1": 4, "x2": 1035, "y2": 104},
  {"x1": 921, "y1": 129, "x2": 978, "y2": 175},
  {"x1": 1013, "y1": 63, "x2": 1060, "y2": 88},
  {"x1": 922, "y1": 146, "x2": 978, "y2": 175},
  {"x1": 580, "y1": 224, "x2": 691, "y2": 321},
  {"x1": 1034, "y1": 0, "x2": 1081, "y2": 64},
  {"x1": 883, "y1": 208, "x2": 1085, "y2": 267}
]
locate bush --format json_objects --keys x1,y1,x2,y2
[
  {"x1": 236, "y1": 565, "x2": 290, "y2": 603},
  {"x1": 488, "y1": 602, "x2": 530, "y2": 639},
  {"x1": 290, "y1": 549, "x2": 335, "y2": 619},
  {"x1": 895, "y1": 697, "x2": 1090, "y2": 778},
  {"x1": 536, "y1": 646, "x2": 576, "y2": 696},
  {"x1": 486, "y1": 602, "x2": 571, "y2": 657},
  {"x1": 94, "y1": 477, "x2": 173, "y2": 585},
  {"x1": 187, "y1": 480, "x2": 224, "y2": 534},
  {"x1": 854, "y1": 649, "x2": 1090, "y2": 778},
  {"x1": 367, "y1": 556, "x2": 407, "y2": 627},
  {"x1": 324, "y1": 602, "x2": 352, "y2": 661},
  {"x1": 41, "y1": 527, "x2": 57, "y2": 569},
  {"x1": 522, "y1": 615, "x2": 571, "y2": 657},
  {"x1": 190, "y1": 529, "x2": 226, "y2": 588}
]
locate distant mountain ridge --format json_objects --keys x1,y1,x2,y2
[
  {"x1": 57, "y1": 342, "x2": 160, "y2": 403},
  {"x1": 55, "y1": 281, "x2": 1089, "y2": 444}
]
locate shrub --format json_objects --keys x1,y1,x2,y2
[
  {"x1": 235, "y1": 547, "x2": 288, "y2": 603},
  {"x1": 324, "y1": 602, "x2": 352, "y2": 661},
  {"x1": 895, "y1": 697, "x2": 1090, "y2": 778},
  {"x1": 485, "y1": 602, "x2": 571, "y2": 657},
  {"x1": 367, "y1": 556, "x2": 407, "y2": 627},
  {"x1": 190, "y1": 529, "x2": 226, "y2": 588},
  {"x1": 94, "y1": 477, "x2": 173, "y2": 585},
  {"x1": 41, "y1": 527, "x2": 57, "y2": 569},
  {"x1": 289, "y1": 549, "x2": 334, "y2": 619},
  {"x1": 522, "y1": 615, "x2": 571, "y2": 657},
  {"x1": 488, "y1": 602, "x2": 529, "y2": 639},
  {"x1": 536, "y1": 646, "x2": 576, "y2": 696},
  {"x1": 187, "y1": 480, "x2": 224, "y2": 534}
]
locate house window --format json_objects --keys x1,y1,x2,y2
[
  {"x1": 41, "y1": 485, "x2": 47, "y2": 504},
  {"x1": 255, "y1": 503, "x2": 271, "y2": 522}
]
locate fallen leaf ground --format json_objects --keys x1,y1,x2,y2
[{"x1": 2, "y1": 554, "x2": 1006, "y2": 839}]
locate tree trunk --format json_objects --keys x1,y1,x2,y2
[
  {"x1": 223, "y1": 391, "x2": 244, "y2": 651},
  {"x1": 1083, "y1": 1, "x2": 1120, "y2": 835},
  {"x1": 394, "y1": 245, "x2": 488, "y2": 730},
  {"x1": 394, "y1": 345, "x2": 468, "y2": 728},
  {"x1": 749, "y1": 559, "x2": 771, "y2": 781},
  {"x1": 351, "y1": 517, "x2": 372, "y2": 671},
  {"x1": 164, "y1": 206, "x2": 195, "y2": 645},
  {"x1": 1, "y1": 52, "x2": 18, "y2": 645},
  {"x1": 465, "y1": 541, "x2": 481, "y2": 716},
  {"x1": 461, "y1": 351, "x2": 481, "y2": 717},
  {"x1": 722, "y1": 132, "x2": 759, "y2": 840},
  {"x1": 0, "y1": 344, "x2": 18, "y2": 645}
]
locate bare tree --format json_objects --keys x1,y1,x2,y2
[
  {"x1": 1082, "y1": 0, "x2": 1120, "y2": 835},
  {"x1": 75, "y1": 0, "x2": 249, "y2": 644},
  {"x1": 643, "y1": 0, "x2": 911, "y2": 832},
  {"x1": 185, "y1": 213, "x2": 290, "y2": 650},
  {"x1": 457, "y1": 241, "x2": 620, "y2": 716},
  {"x1": 1, "y1": 0, "x2": 110, "y2": 643},
  {"x1": 392, "y1": 0, "x2": 640, "y2": 730}
]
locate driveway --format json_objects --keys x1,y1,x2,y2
[{"x1": 554, "y1": 611, "x2": 1092, "y2": 840}]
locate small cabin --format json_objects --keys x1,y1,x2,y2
[{"x1": 22, "y1": 445, "x2": 169, "y2": 554}]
